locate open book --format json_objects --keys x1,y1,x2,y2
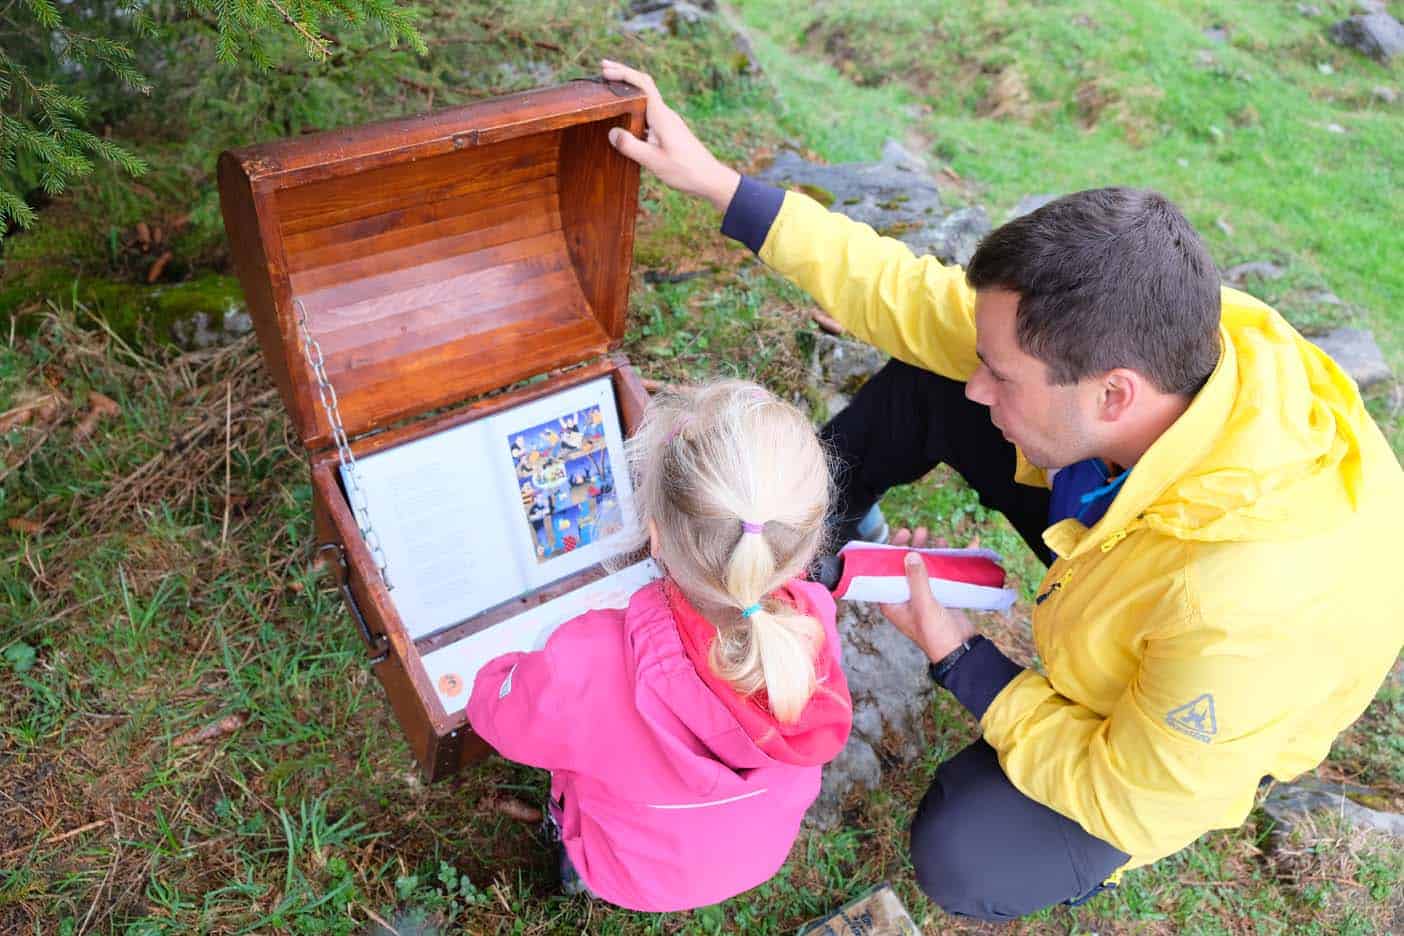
[{"x1": 344, "y1": 377, "x2": 640, "y2": 642}]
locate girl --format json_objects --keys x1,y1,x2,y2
[{"x1": 467, "y1": 380, "x2": 853, "y2": 912}]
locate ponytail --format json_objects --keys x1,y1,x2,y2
[
  {"x1": 712, "y1": 520, "x2": 820, "y2": 724},
  {"x1": 745, "y1": 607, "x2": 819, "y2": 723},
  {"x1": 627, "y1": 379, "x2": 832, "y2": 724}
]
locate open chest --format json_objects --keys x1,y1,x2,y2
[{"x1": 217, "y1": 80, "x2": 652, "y2": 780}]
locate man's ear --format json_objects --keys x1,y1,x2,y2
[{"x1": 1099, "y1": 369, "x2": 1139, "y2": 422}]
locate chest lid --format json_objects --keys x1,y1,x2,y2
[{"x1": 218, "y1": 81, "x2": 646, "y2": 451}]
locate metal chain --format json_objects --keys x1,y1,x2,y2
[{"x1": 294, "y1": 299, "x2": 393, "y2": 590}]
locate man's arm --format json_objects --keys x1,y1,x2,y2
[{"x1": 601, "y1": 60, "x2": 980, "y2": 382}]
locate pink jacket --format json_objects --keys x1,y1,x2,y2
[{"x1": 467, "y1": 578, "x2": 850, "y2": 912}]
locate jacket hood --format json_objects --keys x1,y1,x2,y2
[
  {"x1": 1055, "y1": 289, "x2": 1383, "y2": 557},
  {"x1": 622, "y1": 578, "x2": 851, "y2": 774}
]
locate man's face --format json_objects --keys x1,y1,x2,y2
[{"x1": 965, "y1": 289, "x2": 1102, "y2": 470}]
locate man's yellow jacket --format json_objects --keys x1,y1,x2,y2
[{"x1": 758, "y1": 190, "x2": 1404, "y2": 870}]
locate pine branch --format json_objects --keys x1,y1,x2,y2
[
  {"x1": 1, "y1": 0, "x2": 426, "y2": 241},
  {"x1": 263, "y1": 0, "x2": 334, "y2": 60},
  {"x1": 19, "y1": 0, "x2": 59, "y2": 29},
  {"x1": 0, "y1": 185, "x2": 37, "y2": 229}
]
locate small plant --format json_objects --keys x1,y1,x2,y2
[{"x1": 392, "y1": 860, "x2": 490, "y2": 924}]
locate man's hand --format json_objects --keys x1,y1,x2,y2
[
  {"x1": 600, "y1": 60, "x2": 741, "y2": 212},
  {"x1": 880, "y1": 550, "x2": 977, "y2": 665}
]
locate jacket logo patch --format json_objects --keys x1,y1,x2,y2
[{"x1": 1166, "y1": 694, "x2": 1217, "y2": 743}]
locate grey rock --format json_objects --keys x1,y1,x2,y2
[
  {"x1": 1330, "y1": 12, "x2": 1404, "y2": 63},
  {"x1": 1204, "y1": 26, "x2": 1230, "y2": 43},
  {"x1": 756, "y1": 143, "x2": 944, "y2": 236},
  {"x1": 820, "y1": 391, "x2": 852, "y2": 424},
  {"x1": 880, "y1": 139, "x2": 928, "y2": 173},
  {"x1": 1310, "y1": 327, "x2": 1393, "y2": 389},
  {"x1": 1298, "y1": 3, "x2": 1322, "y2": 15},
  {"x1": 1356, "y1": 0, "x2": 1387, "y2": 13},
  {"x1": 811, "y1": 333, "x2": 886, "y2": 396},
  {"x1": 620, "y1": 0, "x2": 710, "y2": 34},
  {"x1": 906, "y1": 205, "x2": 991, "y2": 267},
  {"x1": 806, "y1": 602, "x2": 935, "y2": 829},
  {"x1": 1006, "y1": 193, "x2": 1059, "y2": 220},
  {"x1": 168, "y1": 304, "x2": 253, "y2": 350},
  {"x1": 730, "y1": 28, "x2": 762, "y2": 74},
  {"x1": 1374, "y1": 84, "x2": 1398, "y2": 103},
  {"x1": 1263, "y1": 776, "x2": 1404, "y2": 842},
  {"x1": 1224, "y1": 260, "x2": 1285, "y2": 283},
  {"x1": 757, "y1": 140, "x2": 992, "y2": 273},
  {"x1": 1305, "y1": 288, "x2": 1344, "y2": 306},
  {"x1": 362, "y1": 912, "x2": 443, "y2": 936}
]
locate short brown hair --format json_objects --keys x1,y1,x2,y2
[{"x1": 966, "y1": 188, "x2": 1221, "y2": 395}]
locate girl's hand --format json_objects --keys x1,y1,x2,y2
[{"x1": 600, "y1": 60, "x2": 741, "y2": 212}]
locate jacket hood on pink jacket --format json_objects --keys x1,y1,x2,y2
[{"x1": 467, "y1": 577, "x2": 851, "y2": 912}]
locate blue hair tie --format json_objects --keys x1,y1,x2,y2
[{"x1": 741, "y1": 602, "x2": 762, "y2": 618}]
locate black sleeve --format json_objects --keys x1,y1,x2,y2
[{"x1": 719, "y1": 176, "x2": 786, "y2": 255}]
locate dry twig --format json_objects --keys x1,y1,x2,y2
[
  {"x1": 0, "y1": 818, "x2": 109, "y2": 862},
  {"x1": 221, "y1": 381, "x2": 232, "y2": 546}
]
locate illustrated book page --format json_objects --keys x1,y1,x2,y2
[{"x1": 343, "y1": 377, "x2": 637, "y2": 640}]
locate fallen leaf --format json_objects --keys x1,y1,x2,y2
[
  {"x1": 0, "y1": 393, "x2": 65, "y2": 431},
  {"x1": 7, "y1": 517, "x2": 42, "y2": 535},
  {"x1": 147, "y1": 250, "x2": 173, "y2": 283},
  {"x1": 173, "y1": 712, "x2": 248, "y2": 747},
  {"x1": 135, "y1": 221, "x2": 151, "y2": 250},
  {"x1": 88, "y1": 391, "x2": 120, "y2": 417},
  {"x1": 484, "y1": 794, "x2": 543, "y2": 824},
  {"x1": 73, "y1": 392, "x2": 121, "y2": 441}
]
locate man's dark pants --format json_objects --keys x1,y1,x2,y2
[{"x1": 821, "y1": 359, "x2": 1130, "y2": 921}]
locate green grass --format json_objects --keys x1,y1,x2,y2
[
  {"x1": 2, "y1": 0, "x2": 1402, "y2": 932},
  {"x1": 738, "y1": 0, "x2": 1403, "y2": 448}
]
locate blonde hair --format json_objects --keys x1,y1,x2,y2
[{"x1": 627, "y1": 380, "x2": 831, "y2": 723}]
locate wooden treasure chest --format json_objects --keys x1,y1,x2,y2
[{"x1": 217, "y1": 81, "x2": 656, "y2": 781}]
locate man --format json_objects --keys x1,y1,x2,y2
[{"x1": 600, "y1": 61, "x2": 1404, "y2": 921}]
